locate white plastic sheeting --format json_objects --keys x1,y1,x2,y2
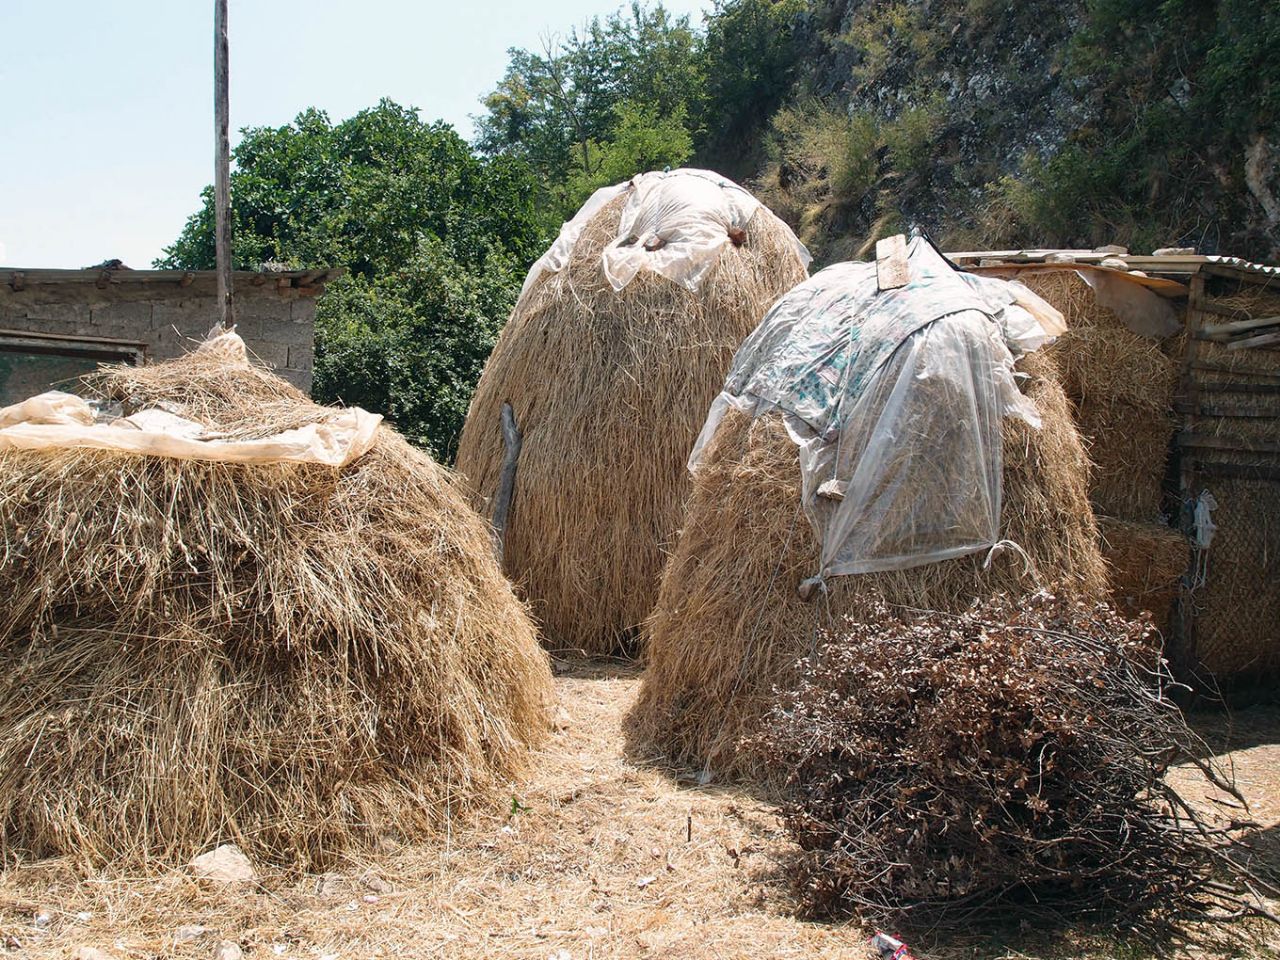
[
  {"x1": 0, "y1": 332, "x2": 382, "y2": 467},
  {"x1": 518, "y1": 168, "x2": 811, "y2": 298},
  {"x1": 692, "y1": 237, "x2": 1056, "y2": 578},
  {"x1": 0, "y1": 392, "x2": 382, "y2": 466}
]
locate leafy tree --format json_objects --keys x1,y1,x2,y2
[
  {"x1": 697, "y1": 0, "x2": 807, "y2": 173},
  {"x1": 314, "y1": 239, "x2": 523, "y2": 456},
  {"x1": 157, "y1": 99, "x2": 548, "y2": 458},
  {"x1": 564, "y1": 100, "x2": 694, "y2": 206},
  {"x1": 476, "y1": 3, "x2": 704, "y2": 216}
]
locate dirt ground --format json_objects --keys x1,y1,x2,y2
[{"x1": 1, "y1": 661, "x2": 1277, "y2": 960}]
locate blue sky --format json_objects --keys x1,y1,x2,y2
[{"x1": 0, "y1": 0, "x2": 712, "y2": 269}]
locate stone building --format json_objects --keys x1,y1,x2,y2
[{"x1": 0, "y1": 265, "x2": 342, "y2": 404}]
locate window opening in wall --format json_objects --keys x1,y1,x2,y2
[{"x1": 0, "y1": 330, "x2": 146, "y2": 406}]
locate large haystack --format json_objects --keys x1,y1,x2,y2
[
  {"x1": 631, "y1": 313, "x2": 1108, "y2": 781},
  {"x1": 0, "y1": 344, "x2": 552, "y2": 868},
  {"x1": 1019, "y1": 269, "x2": 1182, "y2": 521},
  {"x1": 455, "y1": 170, "x2": 809, "y2": 655}
]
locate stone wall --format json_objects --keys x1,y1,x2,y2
[{"x1": 0, "y1": 273, "x2": 317, "y2": 392}]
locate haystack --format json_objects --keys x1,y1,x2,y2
[
  {"x1": 455, "y1": 169, "x2": 810, "y2": 655},
  {"x1": 0, "y1": 339, "x2": 552, "y2": 867},
  {"x1": 1097, "y1": 516, "x2": 1190, "y2": 636},
  {"x1": 1018, "y1": 269, "x2": 1182, "y2": 521},
  {"x1": 631, "y1": 246, "x2": 1107, "y2": 781}
]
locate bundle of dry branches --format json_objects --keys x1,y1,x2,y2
[
  {"x1": 0, "y1": 348, "x2": 552, "y2": 869},
  {"x1": 753, "y1": 591, "x2": 1273, "y2": 937}
]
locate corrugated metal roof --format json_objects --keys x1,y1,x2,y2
[{"x1": 1204, "y1": 256, "x2": 1280, "y2": 279}]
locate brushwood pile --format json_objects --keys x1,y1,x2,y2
[{"x1": 753, "y1": 591, "x2": 1266, "y2": 936}]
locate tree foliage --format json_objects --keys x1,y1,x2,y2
[
  {"x1": 157, "y1": 99, "x2": 547, "y2": 459},
  {"x1": 476, "y1": 3, "x2": 704, "y2": 217}
]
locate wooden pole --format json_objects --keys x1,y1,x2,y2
[
  {"x1": 491, "y1": 402, "x2": 523, "y2": 560},
  {"x1": 214, "y1": 0, "x2": 234, "y2": 329}
]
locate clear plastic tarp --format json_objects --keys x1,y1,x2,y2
[
  {"x1": 691, "y1": 237, "x2": 1058, "y2": 578},
  {"x1": 518, "y1": 168, "x2": 811, "y2": 298}
]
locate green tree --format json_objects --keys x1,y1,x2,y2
[
  {"x1": 697, "y1": 0, "x2": 807, "y2": 174},
  {"x1": 564, "y1": 100, "x2": 694, "y2": 206},
  {"x1": 476, "y1": 2, "x2": 704, "y2": 216},
  {"x1": 158, "y1": 99, "x2": 548, "y2": 459}
]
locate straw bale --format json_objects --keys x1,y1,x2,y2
[
  {"x1": 1096, "y1": 516, "x2": 1189, "y2": 636},
  {"x1": 631, "y1": 350, "x2": 1108, "y2": 781},
  {"x1": 455, "y1": 192, "x2": 808, "y2": 655},
  {"x1": 0, "y1": 349, "x2": 553, "y2": 868},
  {"x1": 1021, "y1": 270, "x2": 1181, "y2": 521}
]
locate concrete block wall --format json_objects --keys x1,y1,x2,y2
[{"x1": 0, "y1": 274, "x2": 317, "y2": 393}]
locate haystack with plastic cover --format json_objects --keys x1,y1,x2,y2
[
  {"x1": 455, "y1": 169, "x2": 810, "y2": 655},
  {"x1": 631, "y1": 238, "x2": 1109, "y2": 779},
  {"x1": 0, "y1": 331, "x2": 552, "y2": 867}
]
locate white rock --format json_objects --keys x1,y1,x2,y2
[
  {"x1": 212, "y1": 941, "x2": 243, "y2": 960},
  {"x1": 174, "y1": 924, "x2": 209, "y2": 944},
  {"x1": 189, "y1": 844, "x2": 256, "y2": 883},
  {"x1": 71, "y1": 948, "x2": 112, "y2": 960}
]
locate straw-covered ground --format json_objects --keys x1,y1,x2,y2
[{"x1": 1, "y1": 662, "x2": 1277, "y2": 960}]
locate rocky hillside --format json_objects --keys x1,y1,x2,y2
[{"x1": 750, "y1": 0, "x2": 1279, "y2": 264}]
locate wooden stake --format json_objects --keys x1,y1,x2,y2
[
  {"x1": 491, "y1": 402, "x2": 523, "y2": 561},
  {"x1": 214, "y1": 0, "x2": 234, "y2": 329}
]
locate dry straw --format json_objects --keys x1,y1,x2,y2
[
  {"x1": 631, "y1": 350, "x2": 1109, "y2": 781},
  {"x1": 455, "y1": 192, "x2": 809, "y2": 656},
  {"x1": 0, "y1": 349, "x2": 552, "y2": 869},
  {"x1": 1096, "y1": 516, "x2": 1189, "y2": 636},
  {"x1": 1021, "y1": 270, "x2": 1181, "y2": 521}
]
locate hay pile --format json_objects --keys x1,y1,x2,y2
[
  {"x1": 0, "y1": 349, "x2": 552, "y2": 867},
  {"x1": 1097, "y1": 516, "x2": 1190, "y2": 636},
  {"x1": 752, "y1": 592, "x2": 1265, "y2": 936},
  {"x1": 1022, "y1": 270, "x2": 1181, "y2": 521},
  {"x1": 455, "y1": 183, "x2": 808, "y2": 655},
  {"x1": 631, "y1": 350, "x2": 1109, "y2": 780}
]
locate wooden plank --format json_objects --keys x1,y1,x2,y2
[
  {"x1": 213, "y1": 0, "x2": 235, "y2": 330},
  {"x1": 0, "y1": 267, "x2": 337, "y2": 286},
  {"x1": 1226, "y1": 330, "x2": 1280, "y2": 351},
  {"x1": 1197, "y1": 382, "x2": 1280, "y2": 395},
  {"x1": 1190, "y1": 361, "x2": 1280, "y2": 381},
  {"x1": 1202, "y1": 315, "x2": 1280, "y2": 338},
  {"x1": 1192, "y1": 461, "x2": 1280, "y2": 482},
  {"x1": 491, "y1": 402, "x2": 523, "y2": 561},
  {"x1": 1177, "y1": 272, "x2": 1207, "y2": 501},
  {"x1": 963, "y1": 261, "x2": 1188, "y2": 298},
  {"x1": 1173, "y1": 402, "x2": 1280, "y2": 418},
  {"x1": 0, "y1": 328, "x2": 147, "y2": 349},
  {"x1": 1201, "y1": 262, "x2": 1280, "y2": 284},
  {"x1": 875, "y1": 234, "x2": 909, "y2": 291},
  {"x1": 1197, "y1": 300, "x2": 1258, "y2": 321},
  {"x1": 1177, "y1": 432, "x2": 1280, "y2": 455}
]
